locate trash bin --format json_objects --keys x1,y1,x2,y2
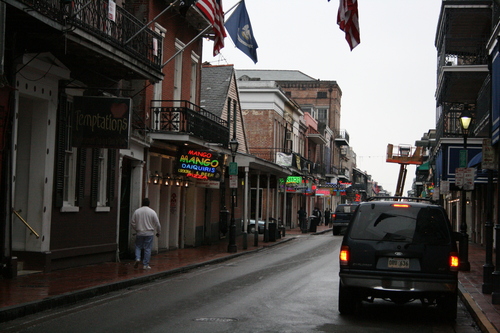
[
  {"x1": 278, "y1": 224, "x2": 285, "y2": 237},
  {"x1": 309, "y1": 216, "x2": 317, "y2": 233},
  {"x1": 219, "y1": 209, "x2": 229, "y2": 235},
  {"x1": 269, "y1": 222, "x2": 277, "y2": 241},
  {"x1": 301, "y1": 218, "x2": 309, "y2": 233}
]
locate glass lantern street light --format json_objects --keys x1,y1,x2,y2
[
  {"x1": 228, "y1": 137, "x2": 239, "y2": 253},
  {"x1": 458, "y1": 109, "x2": 472, "y2": 271}
]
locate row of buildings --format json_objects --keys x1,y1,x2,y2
[
  {"x1": 0, "y1": 0, "x2": 384, "y2": 277},
  {"x1": 411, "y1": 0, "x2": 499, "y2": 277}
]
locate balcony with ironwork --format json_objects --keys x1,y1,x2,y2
[
  {"x1": 435, "y1": 2, "x2": 491, "y2": 105},
  {"x1": 436, "y1": 38, "x2": 489, "y2": 104},
  {"x1": 249, "y1": 148, "x2": 325, "y2": 178},
  {"x1": 149, "y1": 100, "x2": 229, "y2": 147},
  {"x1": 306, "y1": 127, "x2": 327, "y2": 145},
  {"x1": 435, "y1": 103, "x2": 476, "y2": 144},
  {"x1": 338, "y1": 167, "x2": 350, "y2": 181},
  {"x1": 335, "y1": 129, "x2": 350, "y2": 146},
  {"x1": 326, "y1": 164, "x2": 339, "y2": 178},
  {"x1": 6, "y1": 0, "x2": 164, "y2": 83}
]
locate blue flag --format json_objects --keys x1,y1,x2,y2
[{"x1": 224, "y1": 0, "x2": 258, "y2": 63}]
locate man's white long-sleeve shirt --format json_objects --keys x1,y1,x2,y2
[{"x1": 131, "y1": 206, "x2": 161, "y2": 236}]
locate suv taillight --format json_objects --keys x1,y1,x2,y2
[
  {"x1": 340, "y1": 245, "x2": 349, "y2": 266},
  {"x1": 332, "y1": 213, "x2": 336, "y2": 220},
  {"x1": 450, "y1": 252, "x2": 459, "y2": 271}
]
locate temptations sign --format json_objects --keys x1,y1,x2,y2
[{"x1": 72, "y1": 96, "x2": 131, "y2": 149}]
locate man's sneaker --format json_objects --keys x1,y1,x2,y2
[
  {"x1": 143, "y1": 265, "x2": 151, "y2": 270},
  {"x1": 134, "y1": 260, "x2": 140, "y2": 269}
]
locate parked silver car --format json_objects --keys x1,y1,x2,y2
[{"x1": 246, "y1": 220, "x2": 265, "y2": 234}]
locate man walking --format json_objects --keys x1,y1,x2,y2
[
  {"x1": 298, "y1": 207, "x2": 307, "y2": 233},
  {"x1": 131, "y1": 198, "x2": 161, "y2": 270}
]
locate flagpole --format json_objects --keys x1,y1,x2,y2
[
  {"x1": 224, "y1": 0, "x2": 243, "y2": 19},
  {"x1": 125, "y1": 0, "x2": 180, "y2": 45},
  {"x1": 162, "y1": 0, "x2": 242, "y2": 68}
]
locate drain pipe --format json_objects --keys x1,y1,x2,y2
[
  {"x1": 0, "y1": 1, "x2": 11, "y2": 278},
  {"x1": 0, "y1": 2, "x2": 4, "y2": 80}
]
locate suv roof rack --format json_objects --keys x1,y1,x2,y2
[{"x1": 366, "y1": 196, "x2": 437, "y2": 204}]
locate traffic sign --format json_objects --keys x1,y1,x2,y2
[
  {"x1": 463, "y1": 168, "x2": 475, "y2": 190},
  {"x1": 455, "y1": 168, "x2": 464, "y2": 187},
  {"x1": 229, "y1": 175, "x2": 238, "y2": 188},
  {"x1": 483, "y1": 139, "x2": 496, "y2": 170}
]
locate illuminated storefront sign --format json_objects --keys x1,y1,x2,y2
[
  {"x1": 315, "y1": 189, "x2": 331, "y2": 196},
  {"x1": 286, "y1": 176, "x2": 302, "y2": 184},
  {"x1": 176, "y1": 149, "x2": 225, "y2": 181}
]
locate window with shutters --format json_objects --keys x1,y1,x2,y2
[
  {"x1": 173, "y1": 39, "x2": 184, "y2": 103},
  {"x1": 190, "y1": 51, "x2": 199, "y2": 104},
  {"x1": 91, "y1": 148, "x2": 116, "y2": 212},
  {"x1": 63, "y1": 97, "x2": 77, "y2": 207},
  {"x1": 317, "y1": 91, "x2": 327, "y2": 99},
  {"x1": 63, "y1": 147, "x2": 77, "y2": 206},
  {"x1": 97, "y1": 149, "x2": 108, "y2": 208},
  {"x1": 56, "y1": 94, "x2": 85, "y2": 212},
  {"x1": 317, "y1": 108, "x2": 328, "y2": 124}
]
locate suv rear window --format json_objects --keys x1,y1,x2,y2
[
  {"x1": 336, "y1": 205, "x2": 357, "y2": 213},
  {"x1": 349, "y1": 204, "x2": 450, "y2": 245}
]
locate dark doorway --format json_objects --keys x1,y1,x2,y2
[
  {"x1": 250, "y1": 188, "x2": 263, "y2": 220},
  {"x1": 119, "y1": 157, "x2": 132, "y2": 259},
  {"x1": 286, "y1": 193, "x2": 293, "y2": 227}
]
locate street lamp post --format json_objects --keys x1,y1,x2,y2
[
  {"x1": 459, "y1": 110, "x2": 472, "y2": 271},
  {"x1": 483, "y1": 168, "x2": 494, "y2": 293},
  {"x1": 227, "y1": 137, "x2": 239, "y2": 253}
]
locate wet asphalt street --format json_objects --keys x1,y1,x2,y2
[{"x1": 0, "y1": 234, "x2": 481, "y2": 333}]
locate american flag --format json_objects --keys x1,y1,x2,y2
[
  {"x1": 337, "y1": 0, "x2": 360, "y2": 50},
  {"x1": 196, "y1": 0, "x2": 226, "y2": 56}
]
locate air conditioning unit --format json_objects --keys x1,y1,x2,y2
[{"x1": 285, "y1": 132, "x2": 293, "y2": 141}]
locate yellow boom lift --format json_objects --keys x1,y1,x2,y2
[{"x1": 386, "y1": 144, "x2": 424, "y2": 197}]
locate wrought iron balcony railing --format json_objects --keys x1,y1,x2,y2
[
  {"x1": 130, "y1": 106, "x2": 147, "y2": 139},
  {"x1": 435, "y1": 103, "x2": 476, "y2": 142},
  {"x1": 150, "y1": 100, "x2": 229, "y2": 146},
  {"x1": 336, "y1": 129, "x2": 350, "y2": 144},
  {"x1": 250, "y1": 147, "x2": 291, "y2": 163},
  {"x1": 437, "y1": 37, "x2": 489, "y2": 70},
  {"x1": 250, "y1": 147, "x2": 326, "y2": 177},
  {"x1": 16, "y1": 0, "x2": 163, "y2": 71}
]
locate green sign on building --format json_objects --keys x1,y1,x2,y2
[
  {"x1": 229, "y1": 162, "x2": 238, "y2": 175},
  {"x1": 459, "y1": 149, "x2": 468, "y2": 168}
]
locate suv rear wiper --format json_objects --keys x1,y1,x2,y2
[{"x1": 382, "y1": 232, "x2": 412, "y2": 242}]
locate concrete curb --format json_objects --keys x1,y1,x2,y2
[{"x1": 458, "y1": 284, "x2": 498, "y2": 333}]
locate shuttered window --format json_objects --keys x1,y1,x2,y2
[
  {"x1": 91, "y1": 148, "x2": 116, "y2": 211},
  {"x1": 55, "y1": 90, "x2": 85, "y2": 211}
]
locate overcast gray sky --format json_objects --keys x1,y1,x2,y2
[{"x1": 202, "y1": 0, "x2": 441, "y2": 195}]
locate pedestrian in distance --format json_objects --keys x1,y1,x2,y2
[
  {"x1": 311, "y1": 207, "x2": 321, "y2": 232},
  {"x1": 324, "y1": 207, "x2": 331, "y2": 227},
  {"x1": 131, "y1": 198, "x2": 161, "y2": 270},
  {"x1": 298, "y1": 207, "x2": 308, "y2": 233}
]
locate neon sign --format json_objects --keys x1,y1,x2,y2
[
  {"x1": 176, "y1": 149, "x2": 224, "y2": 181},
  {"x1": 286, "y1": 176, "x2": 302, "y2": 184}
]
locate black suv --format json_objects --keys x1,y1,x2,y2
[
  {"x1": 332, "y1": 204, "x2": 358, "y2": 235},
  {"x1": 338, "y1": 198, "x2": 459, "y2": 320}
]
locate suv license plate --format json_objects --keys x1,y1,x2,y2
[{"x1": 388, "y1": 257, "x2": 409, "y2": 269}]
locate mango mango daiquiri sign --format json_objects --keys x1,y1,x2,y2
[
  {"x1": 72, "y1": 96, "x2": 131, "y2": 149},
  {"x1": 176, "y1": 149, "x2": 226, "y2": 181}
]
